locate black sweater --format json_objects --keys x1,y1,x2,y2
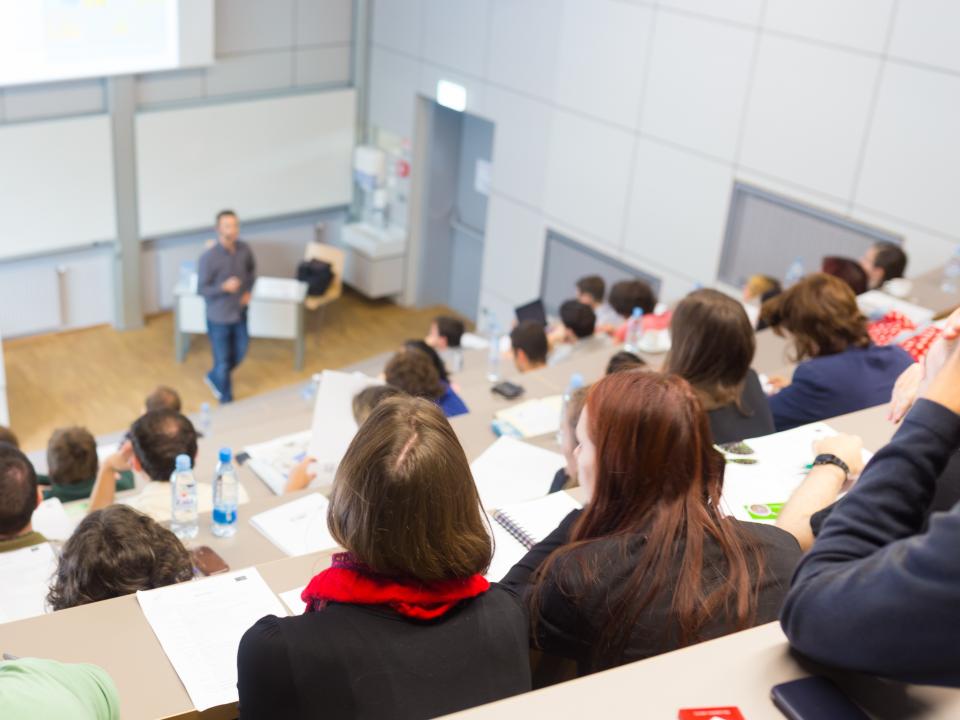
[
  {"x1": 501, "y1": 509, "x2": 801, "y2": 675},
  {"x1": 236, "y1": 586, "x2": 530, "y2": 719},
  {"x1": 781, "y1": 399, "x2": 960, "y2": 686},
  {"x1": 707, "y1": 369, "x2": 776, "y2": 445}
]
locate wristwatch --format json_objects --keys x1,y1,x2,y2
[{"x1": 812, "y1": 453, "x2": 850, "y2": 477}]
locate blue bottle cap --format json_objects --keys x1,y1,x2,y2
[
  {"x1": 219, "y1": 448, "x2": 232, "y2": 463},
  {"x1": 631, "y1": 307, "x2": 644, "y2": 318},
  {"x1": 175, "y1": 454, "x2": 192, "y2": 471},
  {"x1": 569, "y1": 373, "x2": 584, "y2": 390}
]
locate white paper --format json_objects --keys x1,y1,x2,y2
[
  {"x1": 137, "y1": 568, "x2": 287, "y2": 712},
  {"x1": 307, "y1": 370, "x2": 382, "y2": 482},
  {"x1": 253, "y1": 277, "x2": 306, "y2": 302},
  {"x1": 494, "y1": 395, "x2": 563, "y2": 438},
  {"x1": 460, "y1": 332, "x2": 489, "y2": 350},
  {"x1": 0, "y1": 543, "x2": 57, "y2": 624},
  {"x1": 31, "y1": 498, "x2": 77, "y2": 541},
  {"x1": 249, "y1": 493, "x2": 339, "y2": 558},
  {"x1": 279, "y1": 585, "x2": 307, "y2": 615},
  {"x1": 485, "y1": 521, "x2": 527, "y2": 582},
  {"x1": 858, "y1": 290, "x2": 935, "y2": 325},
  {"x1": 96, "y1": 442, "x2": 120, "y2": 463},
  {"x1": 244, "y1": 430, "x2": 312, "y2": 495},
  {"x1": 471, "y1": 436, "x2": 564, "y2": 510}
]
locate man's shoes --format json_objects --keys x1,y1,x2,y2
[{"x1": 203, "y1": 373, "x2": 223, "y2": 401}]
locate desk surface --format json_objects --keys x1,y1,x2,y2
[{"x1": 905, "y1": 265, "x2": 959, "y2": 320}]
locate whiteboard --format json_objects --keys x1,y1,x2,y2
[
  {"x1": 136, "y1": 90, "x2": 356, "y2": 238},
  {"x1": 0, "y1": 114, "x2": 117, "y2": 261}
]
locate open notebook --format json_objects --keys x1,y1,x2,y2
[
  {"x1": 485, "y1": 492, "x2": 582, "y2": 582},
  {"x1": 493, "y1": 395, "x2": 563, "y2": 439},
  {"x1": 249, "y1": 493, "x2": 339, "y2": 557},
  {"x1": 470, "y1": 436, "x2": 565, "y2": 510},
  {"x1": 244, "y1": 430, "x2": 311, "y2": 496}
]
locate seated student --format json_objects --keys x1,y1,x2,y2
[
  {"x1": 509, "y1": 320, "x2": 549, "y2": 373},
  {"x1": 88, "y1": 410, "x2": 199, "y2": 518},
  {"x1": 761, "y1": 273, "x2": 914, "y2": 431},
  {"x1": 500, "y1": 371, "x2": 804, "y2": 677},
  {"x1": 38, "y1": 427, "x2": 134, "y2": 503},
  {"x1": 550, "y1": 385, "x2": 590, "y2": 494},
  {"x1": 144, "y1": 385, "x2": 182, "y2": 413},
  {"x1": 608, "y1": 279, "x2": 657, "y2": 343},
  {"x1": 0, "y1": 656, "x2": 119, "y2": 719},
  {"x1": 425, "y1": 316, "x2": 465, "y2": 351},
  {"x1": 605, "y1": 350, "x2": 646, "y2": 375},
  {"x1": 384, "y1": 347, "x2": 468, "y2": 418},
  {"x1": 0, "y1": 426, "x2": 19, "y2": 448},
  {"x1": 779, "y1": 336, "x2": 960, "y2": 685},
  {"x1": 548, "y1": 301, "x2": 609, "y2": 366},
  {"x1": 404, "y1": 339, "x2": 452, "y2": 385},
  {"x1": 665, "y1": 289, "x2": 775, "y2": 444},
  {"x1": 0, "y1": 445, "x2": 45, "y2": 553},
  {"x1": 575, "y1": 275, "x2": 621, "y2": 331},
  {"x1": 743, "y1": 274, "x2": 783, "y2": 331},
  {"x1": 47, "y1": 505, "x2": 193, "y2": 610},
  {"x1": 860, "y1": 241, "x2": 908, "y2": 290},
  {"x1": 237, "y1": 397, "x2": 531, "y2": 718},
  {"x1": 821, "y1": 256, "x2": 868, "y2": 295}
]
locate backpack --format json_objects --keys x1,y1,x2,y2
[{"x1": 297, "y1": 259, "x2": 335, "y2": 297}]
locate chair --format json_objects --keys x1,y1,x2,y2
[{"x1": 302, "y1": 242, "x2": 345, "y2": 312}]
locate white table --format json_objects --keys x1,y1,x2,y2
[{"x1": 173, "y1": 276, "x2": 309, "y2": 370}]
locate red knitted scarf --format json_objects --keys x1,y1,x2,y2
[{"x1": 301, "y1": 553, "x2": 490, "y2": 620}]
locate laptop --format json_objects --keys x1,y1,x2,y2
[{"x1": 515, "y1": 299, "x2": 547, "y2": 326}]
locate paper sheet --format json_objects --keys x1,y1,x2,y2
[
  {"x1": 460, "y1": 332, "x2": 489, "y2": 350},
  {"x1": 244, "y1": 430, "x2": 312, "y2": 495},
  {"x1": 137, "y1": 568, "x2": 287, "y2": 712},
  {"x1": 485, "y1": 521, "x2": 527, "y2": 582},
  {"x1": 494, "y1": 395, "x2": 563, "y2": 438},
  {"x1": 0, "y1": 543, "x2": 57, "y2": 624},
  {"x1": 31, "y1": 497, "x2": 78, "y2": 541},
  {"x1": 249, "y1": 493, "x2": 339, "y2": 558},
  {"x1": 470, "y1": 436, "x2": 565, "y2": 510},
  {"x1": 858, "y1": 290, "x2": 935, "y2": 325},
  {"x1": 307, "y1": 370, "x2": 382, "y2": 483},
  {"x1": 279, "y1": 586, "x2": 307, "y2": 615}
]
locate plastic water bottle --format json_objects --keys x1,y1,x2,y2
[
  {"x1": 785, "y1": 256, "x2": 805, "y2": 287},
  {"x1": 170, "y1": 454, "x2": 198, "y2": 541},
  {"x1": 483, "y1": 310, "x2": 501, "y2": 382},
  {"x1": 941, "y1": 245, "x2": 960, "y2": 293},
  {"x1": 557, "y1": 373, "x2": 585, "y2": 445},
  {"x1": 624, "y1": 307, "x2": 644, "y2": 353},
  {"x1": 198, "y1": 402, "x2": 212, "y2": 437},
  {"x1": 301, "y1": 373, "x2": 322, "y2": 404},
  {"x1": 212, "y1": 448, "x2": 239, "y2": 538}
]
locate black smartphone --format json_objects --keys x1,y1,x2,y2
[
  {"x1": 771, "y1": 677, "x2": 870, "y2": 720},
  {"x1": 492, "y1": 381, "x2": 524, "y2": 399}
]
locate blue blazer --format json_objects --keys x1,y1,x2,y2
[{"x1": 770, "y1": 344, "x2": 913, "y2": 431}]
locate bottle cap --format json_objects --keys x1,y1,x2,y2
[
  {"x1": 631, "y1": 307, "x2": 644, "y2": 318},
  {"x1": 219, "y1": 448, "x2": 232, "y2": 463},
  {"x1": 569, "y1": 373, "x2": 584, "y2": 390},
  {"x1": 175, "y1": 454, "x2": 192, "y2": 471},
  {"x1": 201, "y1": 402, "x2": 210, "y2": 412}
]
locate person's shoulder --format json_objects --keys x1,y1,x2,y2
[{"x1": 736, "y1": 520, "x2": 802, "y2": 557}]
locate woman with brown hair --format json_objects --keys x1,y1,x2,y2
[
  {"x1": 762, "y1": 273, "x2": 913, "y2": 431},
  {"x1": 501, "y1": 371, "x2": 802, "y2": 676},
  {"x1": 237, "y1": 396, "x2": 529, "y2": 719},
  {"x1": 666, "y1": 289, "x2": 774, "y2": 444},
  {"x1": 384, "y1": 346, "x2": 469, "y2": 418}
]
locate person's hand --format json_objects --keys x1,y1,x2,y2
[
  {"x1": 888, "y1": 363, "x2": 923, "y2": 424},
  {"x1": 814, "y1": 434, "x2": 865, "y2": 477},
  {"x1": 285, "y1": 457, "x2": 317, "y2": 494},
  {"x1": 924, "y1": 336, "x2": 960, "y2": 415},
  {"x1": 106, "y1": 440, "x2": 134, "y2": 473},
  {"x1": 240, "y1": 291, "x2": 252, "y2": 307},
  {"x1": 767, "y1": 375, "x2": 790, "y2": 392},
  {"x1": 221, "y1": 276, "x2": 242, "y2": 293}
]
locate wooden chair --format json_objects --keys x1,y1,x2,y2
[{"x1": 302, "y1": 242, "x2": 345, "y2": 312}]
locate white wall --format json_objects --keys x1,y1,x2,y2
[{"x1": 368, "y1": 0, "x2": 960, "y2": 318}]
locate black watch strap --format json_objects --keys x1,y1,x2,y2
[{"x1": 812, "y1": 453, "x2": 850, "y2": 476}]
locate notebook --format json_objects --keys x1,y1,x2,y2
[
  {"x1": 0, "y1": 543, "x2": 57, "y2": 624},
  {"x1": 470, "y1": 436, "x2": 565, "y2": 510},
  {"x1": 485, "y1": 492, "x2": 582, "y2": 581},
  {"x1": 244, "y1": 430, "x2": 312, "y2": 496},
  {"x1": 249, "y1": 493, "x2": 339, "y2": 558},
  {"x1": 493, "y1": 395, "x2": 563, "y2": 439}
]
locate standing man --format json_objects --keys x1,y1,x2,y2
[{"x1": 198, "y1": 210, "x2": 256, "y2": 403}]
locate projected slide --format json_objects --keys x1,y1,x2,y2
[{"x1": 0, "y1": 0, "x2": 212, "y2": 87}]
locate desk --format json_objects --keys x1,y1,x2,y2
[
  {"x1": 906, "y1": 265, "x2": 960, "y2": 320},
  {"x1": 174, "y1": 276, "x2": 309, "y2": 370}
]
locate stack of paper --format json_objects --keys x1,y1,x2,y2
[
  {"x1": 244, "y1": 430, "x2": 312, "y2": 496},
  {"x1": 249, "y1": 493, "x2": 340, "y2": 557},
  {"x1": 0, "y1": 543, "x2": 57, "y2": 624},
  {"x1": 137, "y1": 568, "x2": 288, "y2": 712},
  {"x1": 494, "y1": 395, "x2": 563, "y2": 439},
  {"x1": 470, "y1": 436, "x2": 565, "y2": 509}
]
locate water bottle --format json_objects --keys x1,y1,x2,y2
[
  {"x1": 448, "y1": 347, "x2": 464, "y2": 373},
  {"x1": 212, "y1": 448, "x2": 238, "y2": 538},
  {"x1": 484, "y1": 310, "x2": 501, "y2": 382},
  {"x1": 301, "y1": 373, "x2": 322, "y2": 403},
  {"x1": 941, "y1": 245, "x2": 960, "y2": 293},
  {"x1": 557, "y1": 373, "x2": 585, "y2": 445},
  {"x1": 170, "y1": 454, "x2": 198, "y2": 541},
  {"x1": 198, "y1": 402, "x2": 212, "y2": 437},
  {"x1": 785, "y1": 256, "x2": 805, "y2": 287},
  {"x1": 624, "y1": 307, "x2": 644, "y2": 353}
]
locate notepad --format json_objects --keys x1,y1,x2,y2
[
  {"x1": 485, "y1": 493, "x2": 582, "y2": 582},
  {"x1": 0, "y1": 543, "x2": 57, "y2": 624},
  {"x1": 249, "y1": 493, "x2": 339, "y2": 557},
  {"x1": 470, "y1": 436, "x2": 565, "y2": 509},
  {"x1": 137, "y1": 568, "x2": 288, "y2": 712},
  {"x1": 244, "y1": 430, "x2": 312, "y2": 495},
  {"x1": 493, "y1": 395, "x2": 563, "y2": 439}
]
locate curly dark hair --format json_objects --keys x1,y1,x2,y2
[
  {"x1": 608, "y1": 279, "x2": 657, "y2": 318},
  {"x1": 47, "y1": 505, "x2": 194, "y2": 610},
  {"x1": 47, "y1": 426, "x2": 98, "y2": 487}
]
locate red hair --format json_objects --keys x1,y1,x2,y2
[{"x1": 531, "y1": 371, "x2": 764, "y2": 667}]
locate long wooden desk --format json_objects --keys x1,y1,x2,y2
[{"x1": 904, "y1": 265, "x2": 959, "y2": 320}]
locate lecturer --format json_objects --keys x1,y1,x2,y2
[{"x1": 198, "y1": 209, "x2": 256, "y2": 404}]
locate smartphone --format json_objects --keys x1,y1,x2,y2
[
  {"x1": 191, "y1": 546, "x2": 230, "y2": 576},
  {"x1": 771, "y1": 677, "x2": 870, "y2": 720},
  {"x1": 492, "y1": 381, "x2": 524, "y2": 399}
]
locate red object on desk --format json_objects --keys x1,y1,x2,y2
[{"x1": 678, "y1": 707, "x2": 746, "y2": 720}]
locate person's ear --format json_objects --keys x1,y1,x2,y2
[
  {"x1": 131, "y1": 454, "x2": 143, "y2": 473},
  {"x1": 516, "y1": 350, "x2": 529, "y2": 371},
  {"x1": 36, "y1": 487, "x2": 43, "y2": 506}
]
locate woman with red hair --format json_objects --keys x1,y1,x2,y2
[{"x1": 502, "y1": 371, "x2": 816, "y2": 676}]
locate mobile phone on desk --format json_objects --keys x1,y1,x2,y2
[
  {"x1": 491, "y1": 381, "x2": 524, "y2": 399},
  {"x1": 191, "y1": 546, "x2": 230, "y2": 576},
  {"x1": 771, "y1": 677, "x2": 870, "y2": 720}
]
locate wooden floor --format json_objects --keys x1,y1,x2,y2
[{"x1": 4, "y1": 289, "x2": 458, "y2": 452}]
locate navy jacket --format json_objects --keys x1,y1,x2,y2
[
  {"x1": 769, "y1": 345, "x2": 913, "y2": 431},
  {"x1": 780, "y1": 399, "x2": 960, "y2": 686}
]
